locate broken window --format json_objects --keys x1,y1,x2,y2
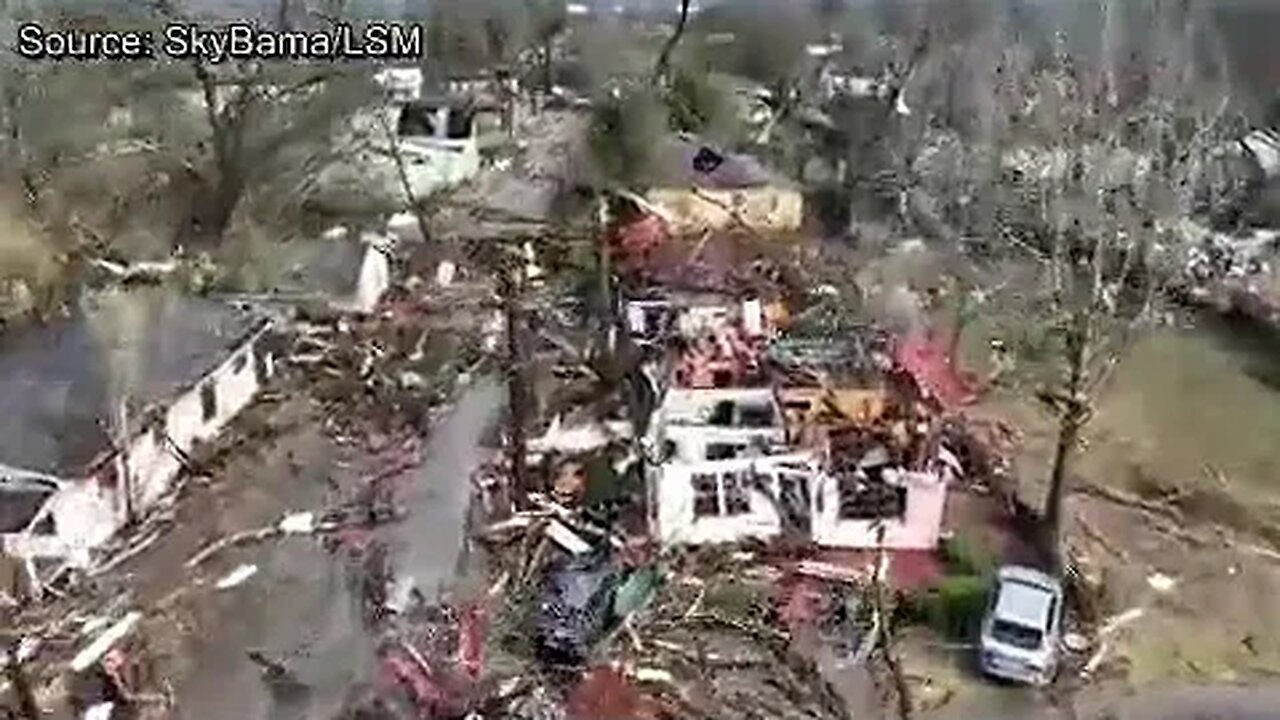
[
  {"x1": 722, "y1": 472, "x2": 751, "y2": 516},
  {"x1": 200, "y1": 382, "x2": 217, "y2": 422},
  {"x1": 0, "y1": 486, "x2": 54, "y2": 534},
  {"x1": 692, "y1": 473, "x2": 719, "y2": 517},
  {"x1": 837, "y1": 476, "x2": 907, "y2": 521},
  {"x1": 705, "y1": 443, "x2": 743, "y2": 461},
  {"x1": 738, "y1": 403, "x2": 775, "y2": 428},
  {"x1": 151, "y1": 418, "x2": 166, "y2": 448},
  {"x1": 397, "y1": 104, "x2": 437, "y2": 137},
  {"x1": 254, "y1": 342, "x2": 269, "y2": 385},
  {"x1": 445, "y1": 108, "x2": 475, "y2": 139},
  {"x1": 708, "y1": 400, "x2": 735, "y2": 427}
]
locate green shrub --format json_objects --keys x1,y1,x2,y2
[
  {"x1": 919, "y1": 575, "x2": 989, "y2": 641},
  {"x1": 940, "y1": 533, "x2": 996, "y2": 578}
]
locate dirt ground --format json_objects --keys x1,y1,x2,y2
[
  {"x1": 73, "y1": 393, "x2": 349, "y2": 709},
  {"x1": 845, "y1": 241, "x2": 1280, "y2": 709},
  {"x1": 960, "y1": 320, "x2": 1280, "y2": 690}
]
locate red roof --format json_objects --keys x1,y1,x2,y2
[{"x1": 892, "y1": 333, "x2": 980, "y2": 410}]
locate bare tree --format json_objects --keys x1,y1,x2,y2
[
  {"x1": 652, "y1": 0, "x2": 694, "y2": 86},
  {"x1": 142, "y1": 0, "x2": 374, "y2": 246}
]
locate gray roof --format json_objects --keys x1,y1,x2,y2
[
  {"x1": 0, "y1": 288, "x2": 267, "y2": 477},
  {"x1": 273, "y1": 235, "x2": 370, "y2": 299}
]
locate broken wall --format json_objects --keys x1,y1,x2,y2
[
  {"x1": 653, "y1": 453, "x2": 820, "y2": 546},
  {"x1": 655, "y1": 388, "x2": 780, "y2": 427},
  {"x1": 809, "y1": 469, "x2": 946, "y2": 550}
]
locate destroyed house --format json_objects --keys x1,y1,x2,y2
[
  {"x1": 648, "y1": 403, "x2": 952, "y2": 550},
  {"x1": 650, "y1": 387, "x2": 788, "y2": 464},
  {"x1": 0, "y1": 289, "x2": 277, "y2": 577},
  {"x1": 641, "y1": 138, "x2": 804, "y2": 236},
  {"x1": 647, "y1": 328, "x2": 956, "y2": 551},
  {"x1": 319, "y1": 97, "x2": 481, "y2": 207}
]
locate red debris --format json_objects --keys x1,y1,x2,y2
[
  {"x1": 377, "y1": 641, "x2": 475, "y2": 718},
  {"x1": 893, "y1": 333, "x2": 981, "y2": 410},
  {"x1": 778, "y1": 575, "x2": 828, "y2": 629},
  {"x1": 456, "y1": 603, "x2": 487, "y2": 680},
  {"x1": 795, "y1": 549, "x2": 945, "y2": 593},
  {"x1": 566, "y1": 667, "x2": 665, "y2": 720},
  {"x1": 607, "y1": 213, "x2": 670, "y2": 275}
]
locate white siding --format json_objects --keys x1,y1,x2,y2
[
  {"x1": 16, "y1": 326, "x2": 276, "y2": 565},
  {"x1": 653, "y1": 453, "x2": 819, "y2": 546},
  {"x1": 810, "y1": 469, "x2": 947, "y2": 550}
]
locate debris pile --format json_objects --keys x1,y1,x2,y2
[
  {"x1": 290, "y1": 288, "x2": 488, "y2": 440},
  {"x1": 471, "y1": 507, "x2": 855, "y2": 720}
]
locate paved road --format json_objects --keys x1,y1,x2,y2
[{"x1": 173, "y1": 379, "x2": 502, "y2": 720}]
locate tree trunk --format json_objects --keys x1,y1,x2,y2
[
  {"x1": 187, "y1": 171, "x2": 245, "y2": 245},
  {"x1": 597, "y1": 222, "x2": 613, "y2": 347},
  {"x1": 501, "y1": 265, "x2": 529, "y2": 511},
  {"x1": 4, "y1": 647, "x2": 40, "y2": 720},
  {"x1": 277, "y1": 0, "x2": 291, "y2": 31},
  {"x1": 948, "y1": 279, "x2": 970, "y2": 368},
  {"x1": 1042, "y1": 311, "x2": 1090, "y2": 570},
  {"x1": 541, "y1": 41, "x2": 554, "y2": 95}
]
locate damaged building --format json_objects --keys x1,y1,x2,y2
[
  {"x1": 0, "y1": 289, "x2": 278, "y2": 591},
  {"x1": 314, "y1": 94, "x2": 483, "y2": 210},
  {"x1": 641, "y1": 295, "x2": 960, "y2": 553}
]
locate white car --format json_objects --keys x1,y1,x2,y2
[{"x1": 979, "y1": 565, "x2": 1064, "y2": 686}]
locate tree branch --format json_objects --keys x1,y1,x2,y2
[{"x1": 652, "y1": 0, "x2": 693, "y2": 85}]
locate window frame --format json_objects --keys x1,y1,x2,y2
[
  {"x1": 200, "y1": 382, "x2": 218, "y2": 422},
  {"x1": 692, "y1": 473, "x2": 720, "y2": 518}
]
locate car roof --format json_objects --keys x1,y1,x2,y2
[
  {"x1": 998, "y1": 565, "x2": 1060, "y2": 591},
  {"x1": 994, "y1": 574, "x2": 1057, "y2": 629}
]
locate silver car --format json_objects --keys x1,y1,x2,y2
[{"x1": 979, "y1": 565, "x2": 1064, "y2": 686}]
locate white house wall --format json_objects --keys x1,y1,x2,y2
[
  {"x1": 347, "y1": 244, "x2": 392, "y2": 314},
  {"x1": 656, "y1": 387, "x2": 780, "y2": 427},
  {"x1": 653, "y1": 458, "x2": 949, "y2": 550},
  {"x1": 661, "y1": 424, "x2": 786, "y2": 463},
  {"x1": 809, "y1": 469, "x2": 947, "y2": 550},
  {"x1": 26, "y1": 327, "x2": 276, "y2": 565},
  {"x1": 654, "y1": 455, "x2": 819, "y2": 546}
]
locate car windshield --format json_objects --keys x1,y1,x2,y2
[{"x1": 991, "y1": 619, "x2": 1044, "y2": 650}]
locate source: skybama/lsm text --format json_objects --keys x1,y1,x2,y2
[{"x1": 15, "y1": 22, "x2": 424, "y2": 63}]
